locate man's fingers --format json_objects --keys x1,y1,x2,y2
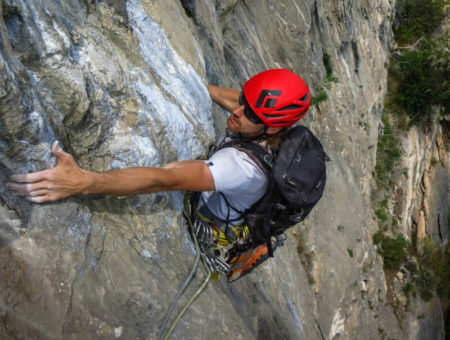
[
  {"x1": 9, "y1": 169, "x2": 50, "y2": 184},
  {"x1": 7, "y1": 181, "x2": 50, "y2": 196},
  {"x1": 52, "y1": 140, "x2": 71, "y2": 161},
  {"x1": 51, "y1": 140, "x2": 61, "y2": 154},
  {"x1": 26, "y1": 191, "x2": 63, "y2": 203},
  {"x1": 9, "y1": 185, "x2": 61, "y2": 203},
  {"x1": 25, "y1": 195, "x2": 51, "y2": 203},
  {"x1": 28, "y1": 189, "x2": 50, "y2": 197}
]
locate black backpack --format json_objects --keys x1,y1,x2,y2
[{"x1": 217, "y1": 126, "x2": 327, "y2": 256}]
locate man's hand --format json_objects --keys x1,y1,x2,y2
[{"x1": 7, "y1": 141, "x2": 90, "y2": 203}]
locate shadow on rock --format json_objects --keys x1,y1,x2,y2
[{"x1": 0, "y1": 221, "x2": 20, "y2": 248}]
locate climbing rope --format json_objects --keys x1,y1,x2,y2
[
  {"x1": 156, "y1": 197, "x2": 212, "y2": 340},
  {"x1": 156, "y1": 247, "x2": 200, "y2": 340}
]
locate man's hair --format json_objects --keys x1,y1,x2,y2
[{"x1": 255, "y1": 127, "x2": 289, "y2": 151}]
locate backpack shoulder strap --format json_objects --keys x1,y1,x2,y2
[{"x1": 216, "y1": 139, "x2": 273, "y2": 175}]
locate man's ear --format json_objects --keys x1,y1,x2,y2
[{"x1": 266, "y1": 126, "x2": 282, "y2": 135}]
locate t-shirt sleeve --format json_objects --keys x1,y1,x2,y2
[{"x1": 205, "y1": 147, "x2": 267, "y2": 195}]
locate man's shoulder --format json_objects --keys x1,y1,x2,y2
[{"x1": 210, "y1": 146, "x2": 257, "y2": 163}]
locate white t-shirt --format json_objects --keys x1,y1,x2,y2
[{"x1": 200, "y1": 147, "x2": 268, "y2": 222}]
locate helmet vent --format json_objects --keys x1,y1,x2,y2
[
  {"x1": 277, "y1": 94, "x2": 309, "y2": 112},
  {"x1": 263, "y1": 113, "x2": 284, "y2": 118},
  {"x1": 278, "y1": 104, "x2": 304, "y2": 111}
]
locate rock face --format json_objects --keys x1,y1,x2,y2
[{"x1": 0, "y1": 0, "x2": 448, "y2": 339}]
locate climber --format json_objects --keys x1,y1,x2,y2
[
  {"x1": 7, "y1": 69, "x2": 314, "y2": 280},
  {"x1": 7, "y1": 69, "x2": 309, "y2": 204}
]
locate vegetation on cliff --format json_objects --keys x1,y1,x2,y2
[
  {"x1": 372, "y1": 0, "x2": 449, "y2": 316},
  {"x1": 311, "y1": 52, "x2": 339, "y2": 106},
  {"x1": 390, "y1": 0, "x2": 449, "y2": 127}
]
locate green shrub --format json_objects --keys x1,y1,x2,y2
[
  {"x1": 374, "y1": 232, "x2": 450, "y2": 304},
  {"x1": 403, "y1": 281, "x2": 416, "y2": 297},
  {"x1": 415, "y1": 267, "x2": 435, "y2": 301},
  {"x1": 391, "y1": 0, "x2": 449, "y2": 127},
  {"x1": 375, "y1": 199, "x2": 390, "y2": 224},
  {"x1": 375, "y1": 208, "x2": 388, "y2": 223},
  {"x1": 347, "y1": 248, "x2": 354, "y2": 258},
  {"x1": 394, "y1": 37, "x2": 450, "y2": 126},
  {"x1": 323, "y1": 52, "x2": 333, "y2": 78},
  {"x1": 372, "y1": 231, "x2": 383, "y2": 245},
  {"x1": 415, "y1": 238, "x2": 450, "y2": 300},
  {"x1": 311, "y1": 51, "x2": 339, "y2": 106},
  {"x1": 395, "y1": 0, "x2": 447, "y2": 44},
  {"x1": 373, "y1": 232, "x2": 410, "y2": 269},
  {"x1": 374, "y1": 113, "x2": 402, "y2": 189},
  {"x1": 323, "y1": 52, "x2": 339, "y2": 84},
  {"x1": 311, "y1": 88, "x2": 328, "y2": 106}
]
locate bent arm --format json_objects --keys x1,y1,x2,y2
[{"x1": 208, "y1": 84, "x2": 240, "y2": 112}]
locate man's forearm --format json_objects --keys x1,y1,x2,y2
[
  {"x1": 85, "y1": 167, "x2": 169, "y2": 196},
  {"x1": 84, "y1": 161, "x2": 215, "y2": 196},
  {"x1": 208, "y1": 84, "x2": 240, "y2": 112}
]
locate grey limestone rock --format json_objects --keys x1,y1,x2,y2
[{"x1": 0, "y1": 0, "x2": 448, "y2": 339}]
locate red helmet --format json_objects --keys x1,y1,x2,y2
[{"x1": 242, "y1": 69, "x2": 310, "y2": 127}]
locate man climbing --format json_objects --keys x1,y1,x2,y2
[{"x1": 7, "y1": 69, "x2": 319, "y2": 280}]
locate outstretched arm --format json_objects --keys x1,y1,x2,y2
[
  {"x1": 7, "y1": 141, "x2": 215, "y2": 203},
  {"x1": 207, "y1": 84, "x2": 240, "y2": 112},
  {"x1": 7, "y1": 84, "x2": 239, "y2": 203}
]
